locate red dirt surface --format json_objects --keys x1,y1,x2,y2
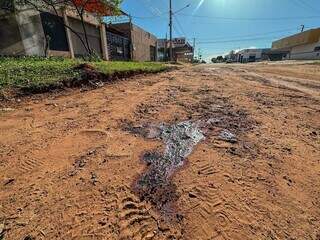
[{"x1": 0, "y1": 62, "x2": 320, "y2": 240}]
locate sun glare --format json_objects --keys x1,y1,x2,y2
[{"x1": 193, "y1": 0, "x2": 205, "y2": 14}]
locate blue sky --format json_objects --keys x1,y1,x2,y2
[{"x1": 120, "y1": 0, "x2": 320, "y2": 61}]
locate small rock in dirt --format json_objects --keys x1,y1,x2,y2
[
  {"x1": 311, "y1": 131, "x2": 317, "y2": 136},
  {"x1": 98, "y1": 220, "x2": 107, "y2": 226},
  {"x1": 0, "y1": 108, "x2": 15, "y2": 112},
  {"x1": 0, "y1": 223, "x2": 5, "y2": 235},
  {"x1": 188, "y1": 193, "x2": 197, "y2": 198},
  {"x1": 3, "y1": 178, "x2": 15, "y2": 186},
  {"x1": 91, "y1": 172, "x2": 98, "y2": 185},
  {"x1": 23, "y1": 235, "x2": 34, "y2": 240},
  {"x1": 16, "y1": 221, "x2": 27, "y2": 226},
  {"x1": 219, "y1": 130, "x2": 237, "y2": 143},
  {"x1": 45, "y1": 103, "x2": 58, "y2": 107},
  {"x1": 88, "y1": 149, "x2": 96, "y2": 155}
]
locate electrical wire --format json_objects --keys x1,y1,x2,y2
[
  {"x1": 196, "y1": 34, "x2": 298, "y2": 45},
  {"x1": 291, "y1": 0, "x2": 320, "y2": 14},
  {"x1": 173, "y1": 15, "x2": 187, "y2": 37},
  {"x1": 177, "y1": 13, "x2": 320, "y2": 21},
  {"x1": 187, "y1": 27, "x2": 302, "y2": 41},
  {"x1": 131, "y1": 13, "x2": 167, "y2": 19}
]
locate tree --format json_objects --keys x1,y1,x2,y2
[
  {"x1": 13, "y1": 0, "x2": 122, "y2": 57},
  {"x1": 216, "y1": 56, "x2": 223, "y2": 62}
]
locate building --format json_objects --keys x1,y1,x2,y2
[
  {"x1": 225, "y1": 50, "x2": 237, "y2": 62},
  {"x1": 157, "y1": 38, "x2": 194, "y2": 62},
  {"x1": 105, "y1": 25, "x2": 131, "y2": 61},
  {"x1": 272, "y1": 28, "x2": 320, "y2": 60},
  {"x1": 0, "y1": 1, "x2": 115, "y2": 59},
  {"x1": 108, "y1": 22, "x2": 157, "y2": 62},
  {"x1": 236, "y1": 48, "x2": 270, "y2": 63}
]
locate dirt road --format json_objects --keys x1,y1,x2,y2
[{"x1": 1, "y1": 62, "x2": 320, "y2": 240}]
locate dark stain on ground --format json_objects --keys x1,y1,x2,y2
[{"x1": 127, "y1": 121, "x2": 205, "y2": 215}]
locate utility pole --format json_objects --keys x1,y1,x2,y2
[
  {"x1": 168, "y1": 1, "x2": 190, "y2": 62},
  {"x1": 129, "y1": 15, "x2": 133, "y2": 60},
  {"x1": 169, "y1": 0, "x2": 173, "y2": 62},
  {"x1": 193, "y1": 38, "x2": 196, "y2": 61},
  {"x1": 164, "y1": 33, "x2": 168, "y2": 61}
]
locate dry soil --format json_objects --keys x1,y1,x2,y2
[{"x1": 0, "y1": 62, "x2": 320, "y2": 240}]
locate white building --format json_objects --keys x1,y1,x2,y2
[
  {"x1": 236, "y1": 48, "x2": 270, "y2": 63},
  {"x1": 272, "y1": 28, "x2": 320, "y2": 60}
]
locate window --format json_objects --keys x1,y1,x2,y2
[
  {"x1": 40, "y1": 12, "x2": 69, "y2": 51},
  {"x1": 314, "y1": 46, "x2": 320, "y2": 52}
]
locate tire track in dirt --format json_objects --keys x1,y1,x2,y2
[
  {"x1": 239, "y1": 71, "x2": 320, "y2": 99},
  {"x1": 18, "y1": 157, "x2": 45, "y2": 174}
]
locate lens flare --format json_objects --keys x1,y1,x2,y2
[{"x1": 193, "y1": 0, "x2": 205, "y2": 14}]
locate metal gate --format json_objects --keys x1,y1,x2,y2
[{"x1": 106, "y1": 30, "x2": 130, "y2": 61}]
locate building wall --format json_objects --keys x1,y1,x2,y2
[
  {"x1": 15, "y1": 9, "x2": 46, "y2": 56},
  {"x1": 0, "y1": 6, "x2": 110, "y2": 59},
  {"x1": 131, "y1": 25, "x2": 157, "y2": 61},
  {"x1": 0, "y1": 9, "x2": 46, "y2": 56},
  {"x1": 272, "y1": 29, "x2": 320, "y2": 50},
  {"x1": 289, "y1": 39, "x2": 320, "y2": 60},
  {"x1": 68, "y1": 17, "x2": 102, "y2": 57},
  {"x1": 109, "y1": 23, "x2": 157, "y2": 62},
  {"x1": 0, "y1": 14, "x2": 25, "y2": 55},
  {"x1": 272, "y1": 28, "x2": 320, "y2": 60}
]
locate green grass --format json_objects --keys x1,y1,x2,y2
[
  {"x1": 0, "y1": 57, "x2": 80, "y2": 90},
  {"x1": 93, "y1": 61, "x2": 168, "y2": 74},
  {"x1": 0, "y1": 57, "x2": 167, "y2": 92}
]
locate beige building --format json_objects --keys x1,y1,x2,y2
[
  {"x1": 0, "y1": 1, "x2": 111, "y2": 60},
  {"x1": 272, "y1": 28, "x2": 320, "y2": 60},
  {"x1": 109, "y1": 22, "x2": 157, "y2": 62}
]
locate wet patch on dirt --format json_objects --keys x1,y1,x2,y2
[
  {"x1": 126, "y1": 121, "x2": 205, "y2": 214},
  {"x1": 125, "y1": 112, "x2": 256, "y2": 214}
]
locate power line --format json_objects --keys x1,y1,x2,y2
[
  {"x1": 131, "y1": 13, "x2": 168, "y2": 19},
  {"x1": 177, "y1": 13, "x2": 320, "y2": 21},
  {"x1": 291, "y1": 0, "x2": 320, "y2": 14},
  {"x1": 173, "y1": 15, "x2": 187, "y2": 36},
  {"x1": 188, "y1": 27, "x2": 301, "y2": 41},
  {"x1": 137, "y1": 0, "x2": 164, "y2": 17},
  {"x1": 196, "y1": 35, "x2": 295, "y2": 45}
]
